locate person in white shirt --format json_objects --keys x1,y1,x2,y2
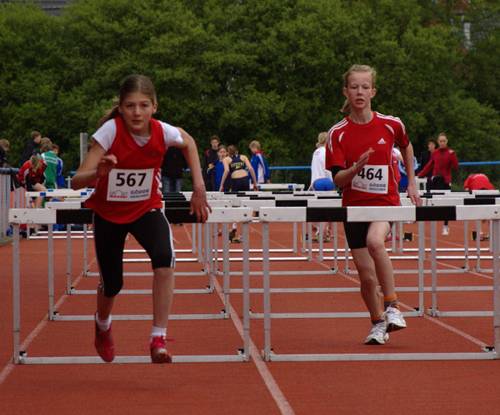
[{"x1": 309, "y1": 132, "x2": 335, "y2": 242}]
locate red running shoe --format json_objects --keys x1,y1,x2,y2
[
  {"x1": 94, "y1": 320, "x2": 115, "y2": 363},
  {"x1": 150, "y1": 336, "x2": 172, "y2": 364}
]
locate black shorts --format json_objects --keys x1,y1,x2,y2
[
  {"x1": 343, "y1": 221, "x2": 392, "y2": 249},
  {"x1": 93, "y1": 209, "x2": 174, "y2": 297},
  {"x1": 343, "y1": 222, "x2": 371, "y2": 249},
  {"x1": 231, "y1": 176, "x2": 250, "y2": 192}
]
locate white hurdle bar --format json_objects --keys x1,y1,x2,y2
[
  {"x1": 259, "y1": 205, "x2": 500, "y2": 361},
  {"x1": 9, "y1": 207, "x2": 252, "y2": 364}
]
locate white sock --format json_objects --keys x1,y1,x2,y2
[
  {"x1": 151, "y1": 326, "x2": 167, "y2": 339},
  {"x1": 96, "y1": 312, "x2": 111, "y2": 331}
]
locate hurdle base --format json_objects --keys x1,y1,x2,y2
[
  {"x1": 17, "y1": 353, "x2": 248, "y2": 364},
  {"x1": 50, "y1": 312, "x2": 229, "y2": 321},
  {"x1": 265, "y1": 351, "x2": 498, "y2": 362},
  {"x1": 251, "y1": 310, "x2": 420, "y2": 319}
]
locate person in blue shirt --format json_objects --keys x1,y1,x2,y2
[
  {"x1": 214, "y1": 145, "x2": 230, "y2": 192},
  {"x1": 249, "y1": 140, "x2": 270, "y2": 185},
  {"x1": 52, "y1": 144, "x2": 66, "y2": 188}
]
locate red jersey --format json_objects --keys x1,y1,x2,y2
[
  {"x1": 463, "y1": 173, "x2": 495, "y2": 191},
  {"x1": 326, "y1": 112, "x2": 410, "y2": 207},
  {"x1": 418, "y1": 147, "x2": 458, "y2": 185},
  {"x1": 18, "y1": 159, "x2": 46, "y2": 187},
  {"x1": 85, "y1": 116, "x2": 166, "y2": 224}
]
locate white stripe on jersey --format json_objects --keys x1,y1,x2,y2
[
  {"x1": 376, "y1": 112, "x2": 406, "y2": 135},
  {"x1": 384, "y1": 123, "x2": 395, "y2": 136},
  {"x1": 327, "y1": 119, "x2": 348, "y2": 151}
]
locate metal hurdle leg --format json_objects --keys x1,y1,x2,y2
[
  {"x1": 307, "y1": 223, "x2": 313, "y2": 260},
  {"x1": 242, "y1": 222, "x2": 250, "y2": 360},
  {"x1": 204, "y1": 223, "x2": 214, "y2": 291},
  {"x1": 332, "y1": 222, "x2": 338, "y2": 272},
  {"x1": 318, "y1": 222, "x2": 324, "y2": 262},
  {"x1": 301, "y1": 222, "x2": 306, "y2": 253},
  {"x1": 475, "y1": 220, "x2": 482, "y2": 271},
  {"x1": 262, "y1": 222, "x2": 271, "y2": 361},
  {"x1": 463, "y1": 220, "x2": 470, "y2": 271},
  {"x1": 293, "y1": 222, "x2": 298, "y2": 254},
  {"x1": 391, "y1": 222, "x2": 397, "y2": 253},
  {"x1": 83, "y1": 224, "x2": 89, "y2": 276},
  {"x1": 492, "y1": 219, "x2": 500, "y2": 356},
  {"x1": 222, "y1": 223, "x2": 230, "y2": 313},
  {"x1": 66, "y1": 226, "x2": 72, "y2": 294},
  {"x1": 429, "y1": 221, "x2": 439, "y2": 316},
  {"x1": 12, "y1": 223, "x2": 21, "y2": 363},
  {"x1": 398, "y1": 221, "x2": 404, "y2": 253},
  {"x1": 192, "y1": 223, "x2": 197, "y2": 254},
  {"x1": 197, "y1": 223, "x2": 203, "y2": 262},
  {"x1": 48, "y1": 227, "x2": 56, "y2": 320},
  {"x1": 417, "y1": 221, "x2": 425, "y2": 316}
]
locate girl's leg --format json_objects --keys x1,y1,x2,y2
[
  {"x1": 366, "y1": 221, "x2": 406, "y2": 331},
  {"x1": 152, "y1": 267, "x2": 175, "y2": 327},
  {"x1": 366, "y1": 222, "x2": 395, "y2": 299},
  {"x1": 351, "y1": 248, "x2": 383, "y2": 321}
]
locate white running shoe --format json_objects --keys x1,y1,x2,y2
[
  {"x1": 385, "y1": 306, "x2": 407, "y2": 332},
  {"x1": 442, "y1": 225, "x2": 449, "y2": 236},
  {"x1": 364, "y1": 321, "x2": 389, "y2": 345}
]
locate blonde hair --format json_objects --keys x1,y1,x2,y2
[
  {"x1": 30, "y1": 155, "x2": 43, "y2": 170},
  {"x1": 99, "y1": 74, "x2": 158, "y2": 127},
  {"x1": 340, "y1": 64, "x2": 377, "y2": 114},
  {"x1": 316, "y1": 132, "x2": 328, "y2": 148},
  {"x1": 40, "y1": 137, "x2": 53, "y2": 153},
  {"x1": 0, "y1": 138, "x2": 9, "y2": 151},
  {"x1": 249, "y1": 140, "x2": 261, "y2": 151}
]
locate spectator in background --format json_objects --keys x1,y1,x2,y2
[
  {"x1": 40, "y1": 137, "x2": 58, "y2": 189},
  {"x1": 17, "y1": 154, "x2": 46, "y2": 208},
  {"x1": 52, "y1": 144, "x2": 66, "y2": 188},
  {"x1": 249, "y1": 140, "x2": 270, "y2": 185},
  {"x1": 214, "y1": 145, "x2": 230, "y2": 192},
  {"x1": 203, "y1": 135, "x2": 220, "y2": 190},
  {"x1": 0, "y1": 139, "x2": 10, "y2": 167},
  {"x1": 20, "y1": 130, "x2": 42, "y2": 164},
  {"x1": 309, "y1": 132, "x2": 334, "y2": 191},
  {"x1": 418, "y1": 132, "x2": 458, "y2": 235},
  {"x1": 417, "y1": 138, "x2": 437, "y2": 190},
  {"x1": 309, "y1": 132, "x2": 334, "y2": 242},
  {"x1": 464, "y1": 173, "x2": 496, "y2": 241},
  {"x1": 161, "y1": 147, "x2": 187, "y2": 196},
  {"x1": 220, "y1": 144, "x2": 258, "y2": 243}
]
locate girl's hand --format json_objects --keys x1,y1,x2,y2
[
  {"x1": 252, "y1": 184, "x2": 258, "y2": 191},
  {"x1": 190, "y1": 187, "x2": 211, "y2": 223},
  {"x1": 407, "y1": 182, "x2": 422, "y2": 206},
  {"x1": 96, "y1": 154, "x2": 118, "y2": 178},
  {"x1": 353, "y1": 148, "x2": 374, "y2": 173}
]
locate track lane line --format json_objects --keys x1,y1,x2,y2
[
  {"x1": 0, "y1": 259, "x2": 96, "y2": 386},
  {"x1": 182, "y1": 223, "x2": 296, "y2": 415}
]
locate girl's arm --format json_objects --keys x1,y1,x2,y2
[
  {"x1": 71, "y1": 142, "x2": 116, "y2": 190},
  {"x1": 333, "y1": 148, "x2": 374, "y2": 188},
  {"x1": 219, "y1": 157, "x2": 230, "y2": 192},
  {"x1": 242, "y1": 155, "x2": 258, "y2": 190},
  {"x1": 175, "y1": 129, "x2": 211, "y2": 222},
  {"x1": 400, "y1": 143, "x2": 421, "y2": 206}
]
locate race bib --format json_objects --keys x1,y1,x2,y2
[
  {"x1": 351, "y1": 165, "x2": 388, "y2": 194},
  {"x1": 107, "y1": 169, "x2": 154, "y2": 202}
]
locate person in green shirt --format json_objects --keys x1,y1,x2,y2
[{"x1": 40, "y1": 137, "x2": 58, "y2": 189}]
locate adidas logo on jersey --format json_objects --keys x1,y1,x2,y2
[{"x1": 377, "y1": 138, "x2": 386, "y2": 145}]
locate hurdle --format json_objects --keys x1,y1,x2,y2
[
  {"x1": 9, "y1": 206, "x2": 253, "y2": 364},
  {"x1": 259, "y1": 204, "x2": 500, "y2": 361}
]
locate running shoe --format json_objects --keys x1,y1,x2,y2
[
  {"x1": 364, "y1": 321, "x2": 389, "y2": 345},
  {"x1": 94, "y1": 320, "x2": 115, "y2": 363},
  {"x1": 150, "y1": 336, "x2": 172, "y2": 364},
  {"x1": 385, "y1": 306, "x2": 407, "y2": 332}
]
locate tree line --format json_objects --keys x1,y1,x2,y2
[{"x1": 0, "y1": 0, "x2": 498, "y2": 177}]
